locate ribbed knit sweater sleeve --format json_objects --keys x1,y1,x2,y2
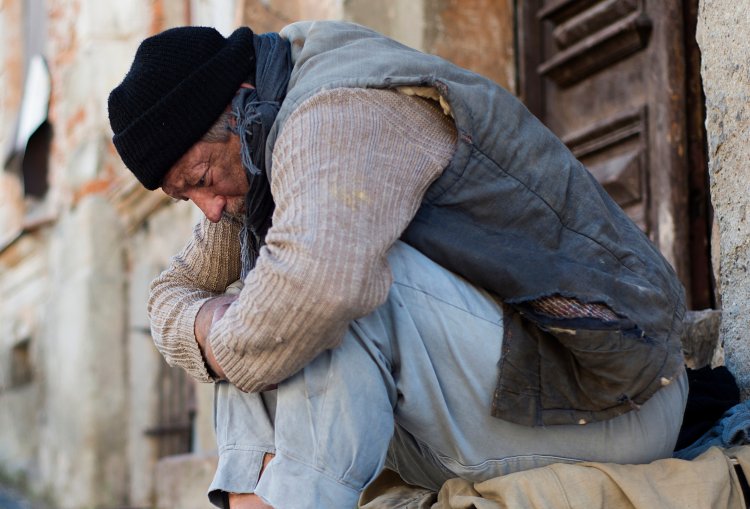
[
  {"x1": 148, "y1": 216, "x2": 243, "y2": 382},
  {"x1": 149, "y1": 88, "x2": 457, "y2": 389}
]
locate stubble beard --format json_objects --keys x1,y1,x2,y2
[{"x1": 224, "y1": 197, "x2": 247, "y2": 220}]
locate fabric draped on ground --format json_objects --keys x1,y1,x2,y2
[{"x1": 360, "y1": 446, "x2": 750, "y2": 509}]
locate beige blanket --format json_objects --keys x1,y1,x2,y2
[{"x1": 360, "y1": 446, "x2": 750, "y2": 509}]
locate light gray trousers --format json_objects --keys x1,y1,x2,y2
[{"x1": 208, "y1": 241, "x2": 687, "y2": 509}]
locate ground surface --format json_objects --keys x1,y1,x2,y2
[{"x1": 0, "y1": 484, "x2": 51, "y2": 509}]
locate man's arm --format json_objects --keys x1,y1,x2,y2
[
  {"x1": 194, "y1": 293, "x2": 236, "y2": 379},
  {"x1": 148, "y1": 216, "x2": 242, "y2": 382},
  {"x1": 208, "y1": 88, "x2": 457, "y2": 392}
]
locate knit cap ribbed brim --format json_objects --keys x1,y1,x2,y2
[{"x1": 108, "y1": 26, "x2": 255, "y2": 190}]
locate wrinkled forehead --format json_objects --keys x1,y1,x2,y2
[
  {"x1": 160, "y1": 166, "x2": 183, "y2": 197},
  {"x1": 160, "y1": 142, "x2": 206, "y2": 196}
]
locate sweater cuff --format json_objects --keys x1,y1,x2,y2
[
  {"x1": 209, "y1": 332, "x2": 249, "y2": 391},
  {"x1": 172, "y1": 296, "x2": 215, "y2": 383}
]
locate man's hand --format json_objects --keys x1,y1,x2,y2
[{"x1": 195, "y1": 294, "x2": 238, "y2": 379}]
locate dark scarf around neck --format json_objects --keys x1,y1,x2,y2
[{"x1": 231, "y1": 32, "x2": 292, "y2": 279}]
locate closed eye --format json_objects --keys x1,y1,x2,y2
[
  {"x1": 193, "y1": 167, "x2": 209, "y2": 187},
  {"x1": 197, "y1": 156, "x2": 212, "y2": 187}
]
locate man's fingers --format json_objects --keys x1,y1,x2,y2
[
  {"x1": 212, "y1": 300, "x2": 234, "y2": 323},
  {"x1": 195, "y1": 294, "x2": 239, "y2": 345}
]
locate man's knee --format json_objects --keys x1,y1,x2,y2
[
  {"x1": 226, "y1": 453, "x2": 275, "y2": 509},
  {"x1": 228, "y1": 493, "x2": 273, "y2": 509}
]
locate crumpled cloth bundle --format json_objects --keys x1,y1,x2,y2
[{"x1": 674, "y1": 399, "x2": 750, "y2": 460}]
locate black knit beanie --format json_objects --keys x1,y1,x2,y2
[{"x1": 108, "y1": 26, "x2": 255, "y2": 190}]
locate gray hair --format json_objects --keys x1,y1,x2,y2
[{"x1": 201, "y1": 110, "x2": 233, "y2": 143}]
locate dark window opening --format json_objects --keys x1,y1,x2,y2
[
  {"x1": 4, "y1": 54, "x2": 52, "y2": 204},
  {"x1": 21, "y1": 121, "x2": 52, "y2": 199},
  {"x1": 10, "y1": 338, "x2": 33, "y2": 388},
  {"x1": 145, "y1": 359, "x2": 196, "y2": 458}
]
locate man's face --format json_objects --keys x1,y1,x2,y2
[{"x1": 161, "y1": 134, "x2": 249, "y2": 223}]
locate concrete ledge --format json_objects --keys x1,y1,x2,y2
[
  {"x1": 155, "y1": 453, "x2": 219, "y2": 509},
  {"x1": 682, "y1": 309, "x2": 723, "y2": 369}
]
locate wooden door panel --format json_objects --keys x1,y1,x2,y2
[
  {"x1": 538, "y1": 0, "x2": 651, "y2": 88},
  {"x1": 563, "y1": 106, "x2": 649, "y2": 230},
  {"x1": 520, "y1": 0, "x2": 694, "y2": 302}
]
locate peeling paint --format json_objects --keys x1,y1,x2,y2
[
  {"x1": 150, "y1": 0, "x2": 165, "y2": 34},
  {"x1": 74, "y1": 178, "x2": 113, "y2": 203}
]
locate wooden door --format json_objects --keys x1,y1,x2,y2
[{"x1": 518, "y1": 0, "x2": 713, "y2": 309}]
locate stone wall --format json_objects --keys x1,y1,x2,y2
[
  {"x1": 39, "y1": 196, "x2": 128, "y2": 508},
  {"x1": 127, "y1": 200, "x2": 200, "y2": 508},
  {"x1": 0, "y1": 0, "x2": 202, "y2": 506},
  {"x1": 0, "y1": 230, "x2": 48, "y2": 489},
  {"x1": 697, "y1": 1, "x2": 750, "y2": 397}
]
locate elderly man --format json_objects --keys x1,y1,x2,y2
[{"x1": 108, "y1": 21, "x2": 688, "y2": 509}]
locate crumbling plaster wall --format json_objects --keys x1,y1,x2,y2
[
  {"x1": 0, "y1": 0, "x2": 201, "y2": 505},
  {"x1": 697, "y1": 1, "x2": 750, "y2": 397},
  {"x1": 344, "y1": 0, "x2": 515, "y2": 92},
  {"x1": 39, "y1": 195, "x2": 128, "y2": 509},
  {"x1": 127, "y1": 201, "x2": 201, "y2": 508},
  {"x1": 0, "y1": 230, "x2": 48, "y2": 489},
  {"x1": 0, "y1": 0, "x2": 26, "y2": 245},
  {"x1": 237, "y1": 0, "x2": 515, "y2": 91}
]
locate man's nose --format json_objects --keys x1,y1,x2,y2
[{"x1": 191, "y1": 192, "x2": 226, "y2": 223}]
